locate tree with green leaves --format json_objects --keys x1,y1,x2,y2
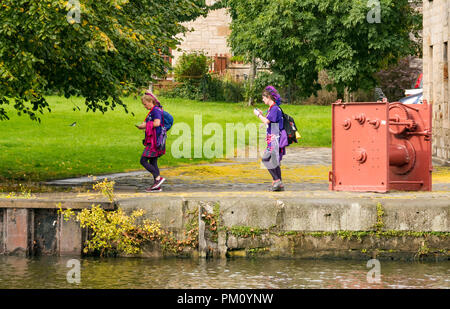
[
  {"x1": 224, "y1": 0, "x2": 421, "y2": 103},
  {"x1": 0, "y1": 0, "x2": 208, "y2": 121}
]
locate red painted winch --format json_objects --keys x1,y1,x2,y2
[{"x1": 329, "y1": 99, "x2": 432, "y2": 192}]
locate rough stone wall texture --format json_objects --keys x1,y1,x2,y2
[
  {"x1": 5, "y1": 209, "x2": 29, "y2": 256},
  {"x1": 424, "y1": 0, "x2": 450, "y2": 164},
  {"x1": 119, "y1": 198, "x2": 450, "y2": 261},
  {"x1": 172, "y1": 3, "x2": 232, "y2": 67},
  {"x1": 0, "y1": 209, "x2": 3, "y2": 254}
]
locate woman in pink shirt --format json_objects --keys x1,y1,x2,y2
[{"x1": 136, "y1": 92, "x2": 166, "y2": 192}]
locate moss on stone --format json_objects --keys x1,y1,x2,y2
[{"x1": 229, "y1": 226, "x2": 263, "y2": 238}]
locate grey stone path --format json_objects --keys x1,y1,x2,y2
[
  {"x1": 115, "y1": 148, "x2": 333, "y2": 192},
  {"x1": 277, "y1": 147, "x2": 332, "y2": 166},
  {"x1": 45, "y1": 148, "x2": 333, "y2": 193},
  {"x1": 44, "y1": 147, "x2": 450, "y2": 193}
]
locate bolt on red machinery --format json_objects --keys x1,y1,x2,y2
[{"x1": 329, "y1": 99, "x2": 432, "y2": 192}]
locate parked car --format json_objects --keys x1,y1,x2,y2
[
  {"x1": 399, "y1": 92, "x2": 423, "y2": 104},
  {"x1": 399, "y1": 73, "x2": 423, "y2": 104}
]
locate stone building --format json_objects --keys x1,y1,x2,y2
[
  {"x1": 171, "y1": 1, "x2": 252, "y2": 81},
  {"x1": 172, "y1": 0, "x2": 232, "y2": 66},
  {"x1": 423, "y1": 0, "x2": 450, "y2": 165}
]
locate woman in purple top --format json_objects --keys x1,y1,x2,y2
[
  {"x1": 254, "y1": 86, "x2": 287, "y2": 191},
  {"x1": 136, "y1": 92, "x2": 166, "y2": 192}
]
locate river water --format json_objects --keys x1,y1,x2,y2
[{"x1": 0, "y1": 256, "x2": 448, "y2": 289}]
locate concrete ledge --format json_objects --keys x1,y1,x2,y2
[
  {"x1": 115, "y1": 195, "x2": 449, "y2": 260},
  {"x1": 117, "y1": 196, "x2": 450, "y2": 232},
  {"x1": 0, "y1": 198, "x2": 115, "y2": 210},
  {"x1": 1, "y1": 194, "x2": 448, "y2": 260},
  {"x1": 381, "y1": 200, "x2": 449, "y2": 231},
  {"x1": 218, "y1": 199, "x2": 377, "y2": 231},
  {"x1": 118, "y1": 197, "x2": 195, "y2": 231},
  {"x1": 433, "y1": 156, "x2": 450, "y2": 166}
]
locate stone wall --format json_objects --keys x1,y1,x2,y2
[
  {"x1": 0, "y1": 199, "x2": 114, "y2": 256},
  {"x1": 172, "y1": 0, "x2": 232, "y2": 67},
  {"x1": 423, "y1": 0, "x2": 450, "y2": 165},
  {"x1": 1, "y1": 196, "x2": 448, "y2": 260},
  {"x1": 118, "y1": 196, "x2": 450, "y2": 261}
]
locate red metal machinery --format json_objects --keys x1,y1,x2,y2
[{"x1": 329, "y1": 99, "x2": 432, "y2": 192}]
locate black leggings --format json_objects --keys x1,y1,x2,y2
[
  {"x1": 140, "y1": 156, "x2": 160, "y2": 180},
  {"x1": 268, "y1": 166, "x2": 282, "y2": 181}
]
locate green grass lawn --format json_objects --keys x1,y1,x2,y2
[{"x1": 0, "y1": 96, "x2": 331, "y2": 182}]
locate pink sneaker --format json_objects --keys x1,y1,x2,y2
[
  {"x1": 150, "y1": 177, "x2": 166, "y2": 190},
  {"x1": 145, "y1": 187, "x2": 162, "y2": 193}
]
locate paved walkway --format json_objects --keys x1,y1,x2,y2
[
  {"x1": 111, "y1": 147, "x2": 333, "y2": 193},
  {"x1": 44, "y1": 147, "x2": 450, "y2": 195}
]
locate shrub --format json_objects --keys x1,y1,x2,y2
[
  {"x1": 174, "y1": 51, "x2": 210, "y2": 82},
  {"x1": 58, "y1": 205, "x2": 162, "y2": 257},
  {"x1": 375, "y1": 56, "x2": 422, "y2": 102},
  {"x1": 162, "y1": 79, "x2": 203, "y2": 101},
  {"x1": 300, "y1": 88, "x2": 338, "y2": 106},
  {"x1": 222, "y1": 79, "x2": 244, "y2": 102},
  {"x1": 161, "y1": 73, "x2": 245, "y2": 103},
  {"x1": 230, "y1": 55, "x2": 245, "y2": 63},
  {"x1": 202, "y1": 74, "x2": 244, "y2": 102},
  {"x1": 163, "y1": 51, "x2": 246, "y2": 102}
]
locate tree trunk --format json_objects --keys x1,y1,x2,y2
[
  {"x1": 336, "y1": 85, "x2": 344, "y2": 101},
  {"x1": 288, "y1": 79, "x2": 294, "y2": 104}
]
